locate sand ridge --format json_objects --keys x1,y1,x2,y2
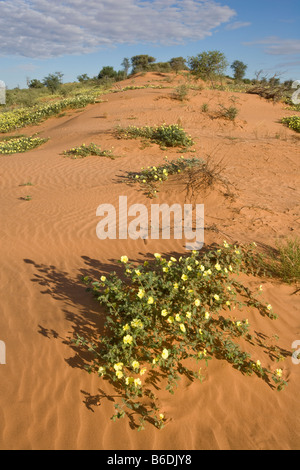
[{"x1": 0, "y1": 72, "x2": 299, "y2": 449}]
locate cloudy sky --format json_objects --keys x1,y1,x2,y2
[{"x1": 0, "y1": 0, "x2": 299, "y2": 88}]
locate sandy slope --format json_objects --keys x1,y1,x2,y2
[{"x1": 0, "y1": 72, "x2": 299, "y2": 450}]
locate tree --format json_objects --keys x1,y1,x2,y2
[
  {"x1": 121, "y1": 58, "x2": 130, "y2": 78},
  {"x1": 42, "y1": 72, "x2": 63, "y2": 94},
  {"x1": 131, "y1": 55, "x2": 156, "y2": 74},
  {"x1": 77, "y1": 74, "x2": 90, "y2": 82},
  {"x1": 97, "y1": 66, "x2": 117, "y2": 80},
  {"x1": 188, "y1": 51, "x2": 228, "y2": 87},
  {"x1": 231, "y1": 60, "x2": 247, "y2": 81},
  {"x1": 169, "y1": 57, "x2": 187, "y2": 74},
  {"x1": 27, "y1": 78, "x2": 44, "y2": 89}
]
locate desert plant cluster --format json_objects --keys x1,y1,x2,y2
[
  {"x1": 0, "y1": 135, "x2": 48, "y2": 154},
  {"x1": 77, "y1": 242, "x2": 287, "y2": 430}
]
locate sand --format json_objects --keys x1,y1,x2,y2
[{"x1": 0, "y1": 72, "x2": 299, "y2": 450}]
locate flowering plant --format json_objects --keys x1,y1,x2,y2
[
  {"x1": 0, "y1": 135, "x2": 48, "y2": 154},
  {"x1": 76, "y1": 242, "x2": 287, "y2": 430},
  {"x1": 115, "y1": 123, "x2": 194, "y2": 149},
  {"x1": 126, "y1": 156, "x2": 203, "y2": 197}
]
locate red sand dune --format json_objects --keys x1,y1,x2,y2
[{"x1": 0, "y1": 73, "x2": 299, "y2": 450}]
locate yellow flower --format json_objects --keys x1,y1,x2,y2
[
  {"x1": 163, "y1": 267, "x2": 169, "y2": 273},
  {"x1": 135, "y1": 269, "x2": 141, "y2": 276},
  {"x1": 213, "y1": 294, "x2": 220, "y2": 301},
  {"x1": 100, "y1": 276, "x2": 106, "y2": 282},
  {"x1": 226, "y1": 301, "x2": 231, "y2": 306},
  {"x1": 167, "y1": 316, "x2": 174, "y2": 324},
  {"x1": 186, "y1": 311, "x2": 192, "y2": 319},
  {"x1": 267, "y1": 304, "x2": 272, "y2": 311},
  {"x1": 175, "y1": 314, "x2": 181, "y2": 322},
  {"x1": 122, "y1": 324, "x2": 130, "y2": 331},
  {"x1": 198, "y1": 328, "x2": 203, "y2": 335},
  {"x1": 116, "y1": 370, "x2": 123, "y2": 379},
  {"x1": 275, "y1": 368, "x2": 283, "y2": 378},
  {"x1": 125, "y1": 377, "x2": 134, "y2": 385},
  {"x1": 154, "y1": 253, "x2": 161, "y2": 259},
  {"x1": 120, "y1": 255, "x2": 128, "y2": 263},
  {"x1": 180, "y1": 323, "x2": 186, "y2": 333},
  {"x1": 162, "y1": 348, "x2": 169, "y2": 360},
  {"x1": 114, "y1": 362, "x2": 123, "y2": 371},
  {"x1": 215, "y1": 263, "x2": 221, "y2": 271},
  {"x1": 161, "y1": 309, "x2": 168, "y2": 317},
  {"x1": 140, "y1": 367, "x2": 147, "y2": 376},
  {"x1": 256, "y1": 360, "x2": 261, "y2": 367},
  {"x1": 170, "y1": 257, "x2": 177, "y2": 262},
  {"x1": 223, "y1": 240, "x2": 229, "y2": 248},
  {"x1": 147, "y1": 297, "x2": 154, "y2": 304},
  {"x1": 131, "y1": 318, "x2": 143, "y2": 329},
  {"x1": 187, "y1": 265, "x2": 192, "y2": 271},
  {"x1": 137, "y1": 288, "x2": 145, "y2": 299},
  {"x1": 195, "y1": 299, "x2": 201, "y2": 307},
  {"x1": 134, "y1": 378, "x2": 142, "y2": 387},
  {"x1": 159, "y1": 413, "x2": 164, "y2": 420},
  {"x1": 123, "y1": 335, "x2": 133, "y2": 345},
  {"x1": 200, "y1": 265, "x2": 205, "y2": 271},
  {"x1": 132, "y1": 360, "x2": 140, "y2": 369},
  {"x1": 98, "y1": 366, "x2": 105, "y2": 376},
  {"x1": 204, "y1": 312, "x2": 210, "y2": 320},
  {"x1": 181, "y1": 274, "x2": 188, "y2": 281},
  {"x1": 236, "y1": 321, "x2": 241, "y2": 327},
  {"x1": 173, "y1": 283, "x2": 179, "y2": 290}
]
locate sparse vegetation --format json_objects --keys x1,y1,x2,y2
[
  {"x1": 0, "y1": 135, "x2": 48, "y2": 154},
  {"x1": 63, "y1": 143, "x2": 117, "y2": 159},
  {"x1": 115, "y1": 123, "x2": 194, "y2": 149},
  {"x1": 281, "y1": 115, "x2": 300, "y2": 133},
  {"x1": 172, "y1": 84, "x2": 189, "y2": 101},
  {"x1": 218, "y1": 104, "x2": 239, "y2": 121},
  {"x1": 263, "y1": 238, "x2": 300, "y2": 284},
  {"x1": 126, "y1": 156, "x2": 203, "y2": 198}
]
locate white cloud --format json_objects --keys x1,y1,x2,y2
[
  {"x1": 244, "y1": 37, "x2": 300, "y2": 55},
  {"x1": 225, "y1": 21, "x2": 251, "y2": 31},
  {"x1": 0, "y1": 0, "x2": 236, "y2": 58}
]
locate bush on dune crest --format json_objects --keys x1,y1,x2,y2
[{"x1": 76, "y1": 242, "x2": 288, "y2": 430}]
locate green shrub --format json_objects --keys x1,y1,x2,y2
[
  {"x1": 218, "y1": 104, "x2": 239, "y2": 121},
  {"x1": 281, "y1": 115, "x2": 300, "y2": 133},
  {"x1": 265, "y1": 238, "x2": 300, "y2": 283},
  {"x1": 63, "y1": 143, "x2": 116, "y2": 159},
  {"x1": 76, "y1": 242, "x2": 287, "y2": 430},
  {"x1": 0, "y1": 135, "x2": 48, "y2": 154},
  {"x1": 172, "y1": 84, "x2": 189, "y2": 101},
  {"x1": 115, "y1": 124, "x2": 194, "y2": 149},
  {"x1": 127, "y1": 156, "x2": 203, "y2": 197}
]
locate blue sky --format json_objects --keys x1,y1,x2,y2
[{"x1": 0, "y1": 0, "x2": 299, "y2": 89}]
